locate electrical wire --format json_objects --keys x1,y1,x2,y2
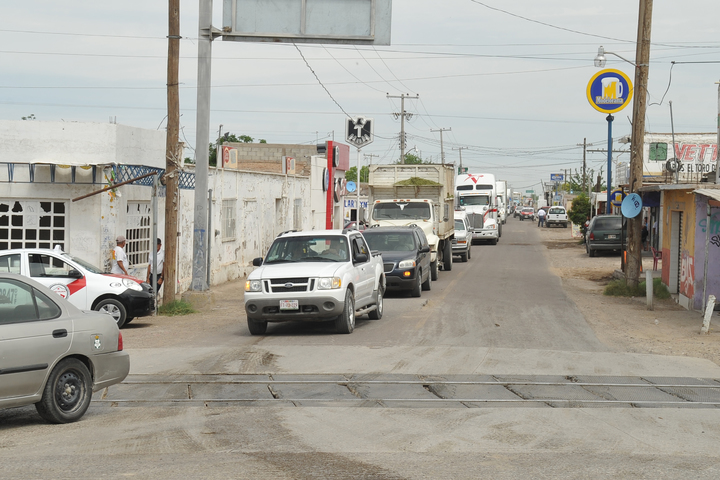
[{"x1": 293, "y1": 43, "x2": 352, "y2": 119}]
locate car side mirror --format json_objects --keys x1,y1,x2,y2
[
  {"x1": 68, "y1": 269, "x2": 83, "y2": 279},
  {"x1": 354, "y1": 253, "x2": 368, "y2": 263},
  {"x1": 252, "y1": 257, "x2": 263, "y2": 267},
  {"x1": 419, "y1": 246, "x2": 430, "y2": 253}
]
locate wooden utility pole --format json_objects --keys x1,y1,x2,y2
[
  {"x1": 627, "y1": 0, "x2": 654, "y2": 288},
  {"x1": 163, "y1": 0, "x2": 181, "y2": 304}
]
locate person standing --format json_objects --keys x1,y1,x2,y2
[
  {"x1": 147, "y1": 238, "x2": 165, "y2": 292},
  {"x1": 537, "y1": 207, "x2": 547, "y2": 227},
  {"x1": 641, "y1": 218, "x2": 649, "y2": 251},
  {"x1": 111, "y1": 235, "x2": 129, "y2": 275}
]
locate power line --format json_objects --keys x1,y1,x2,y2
[{"x1": 293, "y1": 43, "x2": 351, "y2": 119}]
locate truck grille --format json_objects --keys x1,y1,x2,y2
[
  {"x1": 383, "y1": 262, "x2": 395, "y2": 273},
  {"x1": 268, "y1": 278, "x2": 312, "y2": 293},
  {"x1": 467, "y1": 213, "x2": 484, "y2": 229}
]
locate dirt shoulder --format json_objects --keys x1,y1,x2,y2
[{"x1": 538, "y1": 224, "x2": 720, "y2": 367}]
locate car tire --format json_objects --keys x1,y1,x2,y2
[
  {"x1": 95, "y1": 298, "x2": 128, "y2": 328},
  {"x1": 564, "y1": 223, "x2": 568, "y2": 228},
  {"x1": 467, "y1": 245, "x2": 472, "y2": 260},
  {"x1": 247, "y1": 318, "x2": 268, "y2": 335},
  {"x1": 411, "y1": 273, "x2": 422, "y2": 297},
  {"x1": 460, "y1": 252, "x2": 468, "y2": 262},
  {"x1": 520, "y1": 217, "x2": 523, "y2": 221},
  {"x1": 443, "y1": 241, "x2": 453, "y2": 271},
  {"x1": 422, "y1": 269, "x2": 432, "y2": 291},
  {"x1": 588, "y1": 246, "x2": 596, "y2": 257},
  {"x1": 335, "y1": 289, "x2": 355, "y2": 334},
  {"x1": 368, "y1": 289, "x2": 383, "y2": 320},
  {"x1": 35, "y1": 358, "x2": 92, "y2": 424},
  {"x1": 490, "y1": 238, "x2": 498, "y2": 245},
  {"x1": 430, "y1": 260, "x2": 439, "y2": 281}
]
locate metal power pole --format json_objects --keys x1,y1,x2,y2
[
  {"x1": 453, "y1": 146, "x2": 467, "y2": 173},
  {"x1": 577, "y1": 138, "x2": 593, "y2": 191},
  {"x1": 387, "y1": 94, "x2": 417, "y2": 164},
  {"x1": 363, "y1": 153, "x2": 379, "y2": 165},
  {"x1": 627, "y1": 0, "x2": 654, "y2": 289},
  {"x1": 431, "y1": 127, "x2": 451, "y2": 165},
  {"x1": 191, "y1": 0, "x2": 215, "y2": 292},
  {"x1": 163, "y1": 0, "x2": 181, "y2": 304},
  {"x1": 716, "y1": 80, "x2": 720, "y2": 184}
]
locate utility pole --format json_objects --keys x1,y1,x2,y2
[
  {"x1": 627, "y1": 0, "x2": 654, "y2": 289},
  {"x1": 387, "y1": 93, "x2": 418, "y2": 163},
  {"x1": 453, "y1": 146, "x2": 467, "y2": 173},
  {"x1": 430, "y1": 127, "x2": 451, "y2": 165},
  {"x1": 163, "y1": 0, "x2": 181, "y2": 304},
  {"x1": 363, "y1": 153, "x2": 379, "y2": 166},
  {"x1": 577, "y1": 138, "x2": 594, "y2": 191},
  {"x1": 716, "y1": 80, "x2": 720, "y2": 184}
]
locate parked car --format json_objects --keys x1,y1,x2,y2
[
  {"x1": 546, "y1": 206, "x2": 569, "y2": 228},
  {"x1": 244, "y1": 229, "x2": 385, "y2": 334},
  {"x1": 451, "y1": 211, "x2": 472, "y2": 262},
  {"x1": 0, "y1": 247, "x2": 154, "y2": 328},
  {"x1": 519, "y1": 207, "x2": 535, "y2": 221},
  {"x1": 586, "y1": 215, "x2": 627, "y2": 257},
  {"x1": 362, "y1": 225, "x2": 432, "y2": 297},
  {"x1": 0, "y1": 273, "x2": 130, "y2": 423}
]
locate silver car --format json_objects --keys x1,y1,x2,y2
[{"x1": 0, "y1": 273, "x2": 130, "y2": 423}]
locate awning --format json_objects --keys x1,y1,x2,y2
[{"x1": 693, "y1": 188, "x2": 720, "y2": 202}]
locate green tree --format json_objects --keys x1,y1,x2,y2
[
  {"x1": 561, "y1": 168, "x2": 606, "y2": 194},
  {"x1": 21, "y1": 114, "x2": 36, "y2": 120},
  {"x1": 208, "y1": 133, "x2": 268, "y2": 166},
  {"x1": 394, "y1": 153, "x2": 427, "y2": 165},
  {"x1": 345, "y1": 165, "x2": 369, "y2": 183},
  {"x1": 568, "y1": 193, "x2": 591, "y2": 235}
]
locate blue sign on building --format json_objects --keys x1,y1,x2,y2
[{"x1": 550, "y1": 173, "x2": 564, "y2": 182}]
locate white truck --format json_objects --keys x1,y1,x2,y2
[
  {"x1": 496, "y1": 179, "x2": 508, "y2": 225},
  {"x1": 367, "y1": 164, "x2": 455, "y2": 280},
  {"x1": 244, "y1": 229, "x2": 385, "y2": 335},
  {"x1": 456, "y1": 173, "x2": 500, "y2": 245}
]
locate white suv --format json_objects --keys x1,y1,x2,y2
[{"x1": 546, "y1": 206, "x2": 569, "y2": 228}]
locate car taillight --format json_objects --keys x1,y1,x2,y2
[
  {"x1": 118, "y1": 331, "x2": 124, "y2": 351},
  {"x1": 589, "y1": 233, "x2": 595, "y2": 240}
]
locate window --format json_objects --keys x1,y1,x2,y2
[
  {"x1": 28, "y1": 254, "x2": 77, "y2": 278},
  {"x1": 0, "y1": 279, "x2": 61, "y2": 324},
  {"x1": 126, "y1": 202, "x2": 151, "y2": 265},
  {"x1": 222, "y1": 199, "x2": 237, "y2": 240},
  {"x1": 293, "y1": 199, "x2": 303, "y2": 231},
  {"x1": 0, "y1": 200, "x2": 66, "y2": 251},
  {"x1": 0, "y1": 254, "x2": 21, "y2": 273}
]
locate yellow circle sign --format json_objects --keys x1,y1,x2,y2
[{"x1": 587, "y1": 69, "x2": 633, "y2": 114}]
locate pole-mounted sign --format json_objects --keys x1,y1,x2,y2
[
  {"x1": 587, "y1": 69, "x2": 633, "y2": 114},
  {"x1": 347, "y1": 117, "x2": 374, "y2": 148}
]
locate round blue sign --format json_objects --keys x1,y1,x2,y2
[
  {"x1": 621, "y1": 193, "x2": 643, "y2": 218},
  {"x1": 346, "y1": 181, "x2": 357, "y2": 193},
  {"x1": 587, "y1": 69, "x2": 633, "y2": 114}
]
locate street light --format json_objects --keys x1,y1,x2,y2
[{"x1": 594, "y1": 46, "x2": 642, "y2": 68}]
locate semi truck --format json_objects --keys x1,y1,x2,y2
[
  {"x1": 367, "y1": 164, "x2": 455, "y2": 280},
  {"x1": 496, "y1": 179, "x2": 508, "y2": 225},
  {"x1": 456, "y1": 173, "x2": 500, "y2": 245}
]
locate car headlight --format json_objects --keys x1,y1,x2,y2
[
  {"x1": 487, "y1": 224, "x2": 497, "y2": 229},
  {"x1": 245, "y1": 280, "x2": 262, "y2": 292},
  {"x1": 122, "y1": 278, "x2": 143, "y2": 291},
  {"x1": 398, "y1": 259, "x2": 416, "y2": 269},
  {"x1": 317, "y1": 277, "x2": 341, "y2": 290}
]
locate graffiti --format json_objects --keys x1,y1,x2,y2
[
  {"x1": 711, "y1": 235, "x2": 720, "y2": 248},
  {"x1": 680, "y1": 251, "x2": 694, "y2": 299},
  {"x1": 190, "y1": 228, "x2": 207, "y2": 290},
  {"x1": 698, "y1": 213, "x2": 720, "y2": 235}
]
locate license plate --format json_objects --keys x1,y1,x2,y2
[
  {"x1": 279, "y1": 300, "x2": 299, "y2": 310},
  {"x1": 607, "y1": 234, "x2": 617, "y2": 239}
]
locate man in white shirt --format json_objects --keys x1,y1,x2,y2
[
  {"x1": 111, "y1": 235, "x2": 129, "y2": 275},
  {"x1": 537, "y1": 208, "x2": 547, "y2": 227},
  {"x1": 147, "y1": 238, "x2": 165, "y2": 292}
]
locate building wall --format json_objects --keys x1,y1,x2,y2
[
  {"x1": 692, "y1": 197, "x2": 720, "y2": 310},
  {"x1": 660, "y1": 189, "x2": 697, "y2": 308}
]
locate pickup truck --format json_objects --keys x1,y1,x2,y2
[
  {"x1": 244, "y1": 229, "x2": 386, "y2": 335},
  {"x1": 546, "y1": 206, "x2": 569, "y2": 228}
]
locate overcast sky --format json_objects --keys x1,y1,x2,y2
[{"x1": 2, "y1": 1, "x2": 719, "y2": 192}]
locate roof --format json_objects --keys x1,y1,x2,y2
[
  {"x1": 362, "y1": 226, "x2": 419, "y2": 234},
  {"x1": 638, "y1": 183, "x2": 720, "y2": 192},
  {"x1": 693, "y1": 188, "x2": 720, "y2": 202}
]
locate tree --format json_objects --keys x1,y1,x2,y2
[
  {"x1": 345, "y1": 166, "x2": 369, "y2": 183},
  {"x1": 21, "y1": 114, "x2": 36, "y2": 120},
  {"x1": 568, "y1": 194, "x2": 591, "y2": 238},
  {"x1": 208, "y1": 133, "x2": 268, "y2": 166},
  {"x1": 560, "y1": 168, "x2": 606, "y2": 194},
  {"x1": 394, "y1": 153, "x2": 427, "y2": 165}
]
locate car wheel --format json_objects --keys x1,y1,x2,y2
[
  {"x1": 368, "y1": 288, "x2": 383, "y2": 320},
  {"x1": 335, "y1": 289, "x2": 355, "y2": 334},
  {"x1": 124, "y1": 317, "x2": 135, "y2": 324},
  {"x1": 95, "y1": 298, "x2": 128, "y2": 328},
  {"x1": 588, "y1": 246, "x2": 596, "y2": 257},
  {"x1": 247, "y1": 318, "x2": 267, "y2": 335},
  {"x1": 490, "y1": 238, "x2": 498, "y2": 245},
  {"x1": 520, "y1": 217, "x2": 524, "y2": 221},
  {"x1": 443, "y1": 241, "x2": 453, "y2": 271},
  {"x1": 430, "y1": 260, "x2": 439, "y2": 281},
  {"x1": 467, "y1": 245, "x2": 472, "y2": 260},
  {"x1": 35, "y1": 358, "x2": 92, "y2": 424},
  {"x1": 411, "y1": 273, "x2": 422, "y2": 297},
  {"x1": 422, "y1": 269, "x2": 432, "y2": 291},
  {"x1": 460, "y1": 252, "x2": 468, "y2": 262},
  {"x1": 564, "y1": 223, "x2": 568, "y2": 228}
]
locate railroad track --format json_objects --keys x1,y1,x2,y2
[{"x1": 95, "y1": 374, "x2": 720, "y2": 408}]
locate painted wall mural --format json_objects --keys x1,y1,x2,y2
[{"x1": 680, "y1": 250, "x2": 694, "y2": 299}]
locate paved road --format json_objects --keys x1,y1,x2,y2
[{"x1": 3, "y1": 219, "x2": 720, "y2": 479}]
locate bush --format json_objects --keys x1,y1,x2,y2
[
  {"x1": 158, "y1": 300, "x2": 196, "y2": 316},
  {"x1": 603, "y1": 277, "x2": 670, "y2": 299}
]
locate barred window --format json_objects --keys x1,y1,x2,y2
[
  {"x1": 0, "y1": 200, "x2": 66, "y2": 251},
  {"x1": 125, "y1": 202, "x2": 151, "y2": 265},
  {"x1": 222, "y1": 199, "x2": 237, "y2": 240}
]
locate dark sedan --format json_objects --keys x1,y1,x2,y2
[
  {"x1": 586, "y1": 215, "x2": 627, "y2": 257},
  {"x1": 362, "y1": 226, "x2": 432, "y2": 297}
]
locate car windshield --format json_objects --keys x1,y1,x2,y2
[
  {"x1": 264, "y1": 235, "x2": 349, "y2": 263},
  {"x1": 63, "y1": 253, "x2": 104, "y2": 274},
  {"x1": 458, "y1": 195, "x2": 490, "y2": 207},
  {"x1": 522, "y1": 208, "x2": 534, "y2": 212},
  {"x1": 549, "y1": 208, "x2": 564, "y2": 214},
  {"x1": 372, "y1": 202, "x2": 431, "y2": 220},
  {"x1": 363, "y1": 232, "x2": 416, "y2": 252},
  {"x1": 454, "y1": 219, "x2": 466, "y2": 231}
]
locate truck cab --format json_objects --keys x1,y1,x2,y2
[{"x1": 456, "y1": 173, "x2": 500, "y2": 245}]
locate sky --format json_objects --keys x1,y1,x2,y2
[{"x1": 2, "y1": 0, "x2": 719, "y2": 194}]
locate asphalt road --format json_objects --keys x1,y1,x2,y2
[{"x1": 3, "y1": 220, "x2": 720, "y2": 479}]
